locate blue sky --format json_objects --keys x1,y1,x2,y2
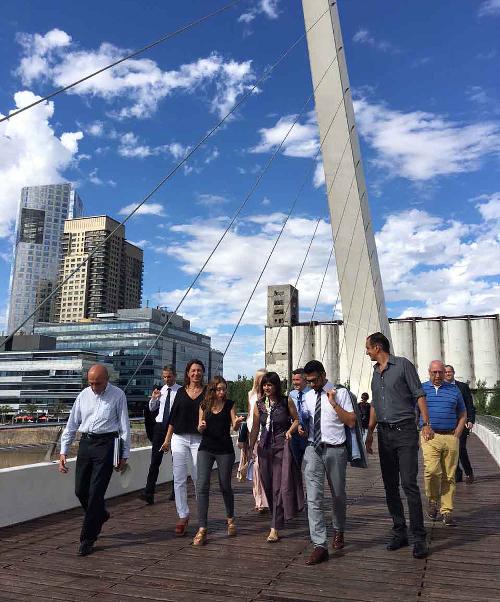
[{"x1": 1, "y1": 0, "x2": 499, "y2": 377}]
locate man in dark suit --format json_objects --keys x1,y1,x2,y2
[
  {"x1": 444, "y1": 365, "x2": 476, "y2": 484},
  {"x1": 139, "y1": 365, "x2": 180, "y2": 504}
]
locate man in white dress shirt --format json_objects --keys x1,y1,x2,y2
[
  {"x1": 302, "y1": 360, "x2": 356, "y2": 566},
  {"x1": 139, "y1": 365, "x2": 181, "y2": 504},
  {"x1": 59, "y1": 364, "x2": 131, "y2": 557}
]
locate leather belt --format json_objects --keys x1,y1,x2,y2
[
  {"x1": 378, "y1": 419, "x2": 415, "y2": 430},
  {"x1": 432, "y1": 429, "x2": 455, "y2": 435},
  {"x1": 81, "y1": 432, "x2": 118, "y2": 440}
]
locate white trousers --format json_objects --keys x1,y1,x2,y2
[{"x1": 171, "y1": 432, "x2": 201, "y2": 519}]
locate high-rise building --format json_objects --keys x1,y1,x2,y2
[
  {"x1": 7, "y1": 184, "x2": 84, "y2": 335},
  {"x1": 54, "y1": 216, "x2": 143, "y2": 322}
]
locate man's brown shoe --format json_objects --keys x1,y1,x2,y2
[
  {"x1": 332, "y1": 530, "x2": 344, "y2": 550},
  {"x1": 305, "y1": 546, "x2": 329, "y2": 565}
]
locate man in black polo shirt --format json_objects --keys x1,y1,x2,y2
[{"x1": 365, "y1": 332, "x2": 433, "y2": 560}]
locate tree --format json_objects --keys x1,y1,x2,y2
[
  {"x1": 487, "y1": 381, "x2": 500, "y2": 418},
  {"x1": 24, "y1": 403, "x2": 38, "y2": 416},
  {"x1": 472, "y1": 380, "x2": 488, "y2": 415},
  {"x1": 228, "y1": 375, "x2": 253, "y2": 413},
  {"x1": 0, "y1": 404, "x2": 12, "y2": 424},
  {"x1": 53, "y1": 402, "x2": 68, "y2": 422}
]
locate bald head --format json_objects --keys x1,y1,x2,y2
[
  {"x1": 88, "y1": 364, "x2": 109, "y2": 394},
  {"x1": 428, "y1": 360, "x2": 445, "y2": 386}
]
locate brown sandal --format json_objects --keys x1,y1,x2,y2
[
  {"x1": 175, "y1": 518, "x2": 189, "y2": 537},
  {"x1": 192, "y1": 528, "x2": 207, "y2": 546},
  {"x1": 227, "y1": 518, "x2": 237, "y2": 537}
]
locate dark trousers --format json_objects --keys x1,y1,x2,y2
[
  {"x1": 197, "y1": 449, "x2": 235, "y2": 528},
  {"x1": 377, "y1": 422, "x2": 426, "y2": 542},
  {"x1": 145, "y1": 424, "x2": 168, "y2": 495},
  {"x1": 75, "y1": 436, "x2": 114, "y2": 544},
  {"x1": 456, "y1": 429, "x2": 473, "y2": 480},
  {"x1": 290, "y1": 432, "x2": 307, "y2": 467}
]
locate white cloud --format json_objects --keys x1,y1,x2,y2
[
  {"x1": 352, "y1": 29, "x2": 398, "y2": 53},
  {"x1": 196, "y1": 193, "x2": 229, "y2": 207},
  {"x1": 118, "y1": 202, "x2": 166, "y2": 216},
  {"x1": 353, "y1": 97, "x2": 500, "y2": 180},
  {"x1": 376, "y1": 202, "x2": 500, "y2": 317},
  {"x1": 239, "y1": 0, "x2": 280, "y2": 24},
  {"x1": 153, "y1": 214, "x2": 336, "y2": 331},
  {"x1": 0, "y1": 91, "x2": 82, "y2": 238},
  {"x1": 251, "y1": 111, "x2": 319, "y2": 158},
  {"x1": 16, "y1": 31, "x2": 256, "y2": 120},
  {"x1": 88, "y1": 167, "x2": 116, "y2": 187},
  {"x1": 117, "y1": 132, "x2": 190, "y2": 161},
  {"x1": 478, "y1": 0, "x2": 500, "y2": 17},
  {"x1": 85, "y1": 120, "x2": 105, "y2": 136}
]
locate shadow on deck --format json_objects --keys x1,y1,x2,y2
[{"x1": 0, "y1": 435, "x2": 499, "y2": 601}]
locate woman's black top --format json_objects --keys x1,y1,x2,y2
[
  {"x1": 199, "y1": 399, "x2": 235, "y2": 455},
  {"x1": 169, "y1": 387, "x2": 205, "y2": 435}
]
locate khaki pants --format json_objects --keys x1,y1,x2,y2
[{"x1": 421, "y1": 433, "x2": 459, "y2": 514}]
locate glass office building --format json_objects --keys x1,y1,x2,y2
[
  {"x1": 35, "y1": 308, "x2": 223, "y2": 412},
  {"x1": 7, "y1": 184, "x2": 84, "y2": 335}
]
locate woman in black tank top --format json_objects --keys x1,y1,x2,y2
[{"x1": 192, "y1": 376, "x2": 244, "y2": 546}]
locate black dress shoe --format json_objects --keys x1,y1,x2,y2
[
  {"x1": 139, "y1": 492, "x2": 154, "y2": 505},
  {"x1": 413, "y1": 540, "x2": 428, "y2": 559},
  {"x1": 78, "y1": 541, "x2": 95, "y2": 557},
  {"x1": 386, "y1": 535, "x2": 409, "y2": 551},
  {"x1": 103, "y1": 510, "x2": 110, "y2": 523}
]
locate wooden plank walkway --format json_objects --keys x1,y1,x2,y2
[{"x1": 1, "y1": 435, "x2": 499, "y2": 601}]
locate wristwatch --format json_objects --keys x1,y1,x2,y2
[{"x1": 421, "y1": 422, "x2": 431, "y2": 427}]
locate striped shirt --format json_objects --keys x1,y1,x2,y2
[
  {"x1": 60, "y1": 383, "x2": 131, "y2": 458},
  {"x1": 421, "y1": 381, "x2": 466, "y2": 431}
]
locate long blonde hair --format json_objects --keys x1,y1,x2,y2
[{"x1": 250, "y1": 368, "x2": 267, "y2": 398}]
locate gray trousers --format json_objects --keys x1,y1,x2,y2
[
  {"x1": 197, "y1": 450, "x2": 235, "y2": 528},
  {"x1": 303, "y1": 444, "x2": 348, "y2": 548}
]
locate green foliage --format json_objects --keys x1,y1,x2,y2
[
  {"x1": 52, "y1": 402, "x2": 67, "y2": 417},
  {"x1": 0, "y1": 405, "x2": 13, "y2": 423},
  {"x1": 487, "y1": 381, "x2": 500, "y2": 418},
  {"x1": 24, "y1": 403, "x2": 38, "y2": 415},
  {"x1": 473, "y1": 379, "x2": 489, "y2": 415},
  {"x1": 227, "y1": 375, "x2": 253, "y2": 413}
]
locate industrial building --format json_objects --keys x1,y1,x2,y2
[
  {"x1": 265, "y1": 285, "x2": 500, "y2": 394},
  {"x1": 35, "y1": 307, "x2": 223, "y2": 411},
  {"x1": 54, "y1": 216, "x2": 143, "y2": 322},
  {"x1": 7, "y1": 183, "x2": 84, "y2": 334}
]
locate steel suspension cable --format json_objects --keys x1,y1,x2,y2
[
  {"x1": 0, "y1": 0, "x2": 244, "y2": 124},
  {"x1": 3, "y1": 6, "x2": 331, "y2": 347}
]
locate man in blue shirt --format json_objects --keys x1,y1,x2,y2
[
  {"x1": 288, "y1": 368, "x2": 311, "y2": 466},
  {"x1": 421, "y1": 360, "x2": 466, "y2": 527}
]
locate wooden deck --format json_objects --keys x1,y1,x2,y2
[{"x1": 1, "y1": 435, "x2": 499, "y2": 601}]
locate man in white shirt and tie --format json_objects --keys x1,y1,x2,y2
[
  {"x1": 139, "y1": 365, "x2": 181, "y2": 505},
  {"x1": 302, "y1": 360, "x2": 356, "y2": 566},
  {"x1": 59, "y1": 364, "x2": 131, "y2": 557}
]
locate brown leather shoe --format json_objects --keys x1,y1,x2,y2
[
  {"x1": 332, "y1": 530, "x2": 344, "y2": 550},
  {"x1": 305, "y1": 546, "x2": 329, "y2": 565}
]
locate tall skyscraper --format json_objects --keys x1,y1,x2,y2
[
  {"x1": 7, "y1": 184, "x2": 84, "y2": 334},
  {"x1": 55, "y1": 216, "x2": 143, "y2": 322}
]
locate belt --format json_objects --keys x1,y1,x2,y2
[
  {"x1": 307, "y1": 441, "x2": 345, "y2": 448},
  {"x1": 432, "y1": 429, "x2": 455, "y2": 435},
  {"x1": 378, "y1": 419, "x2": 415, "y2": 430},
  {"x1": 81, "y1": 431, "x2": 118, "y2": 440}
]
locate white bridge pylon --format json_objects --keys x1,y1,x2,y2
[{"x1": 302, "y1": 0, "x2": 392, "y2": 393}]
